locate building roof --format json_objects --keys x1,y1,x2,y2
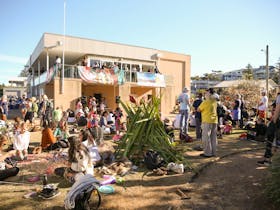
[
  {"x1": 8, "y1": 77, "x2": 27, "y2": 82},
  {"x1": 213, "y1": 79, "x2": 278, "y2": 90}
]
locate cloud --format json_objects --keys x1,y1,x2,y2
[{"x1": 0, "y1": 54, "x2": 27, "y2": 64}]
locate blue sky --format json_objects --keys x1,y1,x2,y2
[{"x1": 0, "y1": 0, "x2": 280, "y2": 84}]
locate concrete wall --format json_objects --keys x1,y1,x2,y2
[
  {"x1": 158, "y1": 50, "x2": 191, "y2": 115},
  {"x1": 53, "y1": 78, "x2": 82, "y2": 111}
]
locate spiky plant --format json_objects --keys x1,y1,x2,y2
[{"x1": 115, "y1": 96, "x2": 183, "y2": 163}]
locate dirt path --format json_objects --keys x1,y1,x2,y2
[{"x1": 180, "y1": 150, "x2": 275, "y2": 210}]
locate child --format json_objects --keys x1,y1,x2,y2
[
  {"x1": 13, "y1": 116, "x2": 22, "y2": 134},
  {"x1": 223, "y1": 121, "x2": 233, "y2": 134},
  {"x1": 13, "y1": 122, "x2": 30, "y2": 160},
  {"x1": 114, "y1": 107, "x2": 123, "y2": 135}
]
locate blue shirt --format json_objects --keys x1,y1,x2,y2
[{"x1": 178, "y1": 93, "x2": 190, "y2": 111}]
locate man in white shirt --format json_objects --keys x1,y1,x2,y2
[
  {"x1": 178, "y1": 87, "x2": 190, "y2": 134},
  {"x1": 258, "y1": 91, "x2": 268, "y2": 119},
  {"x1": 55, "y1": 56, "x2": 62, "y2": 76}
]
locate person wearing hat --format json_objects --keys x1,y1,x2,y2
[
  {"x1": 177, "y1": 87, "x2": 190, "y2": 134},
  {"x1": 163, "y1": 118, "x2": 175, "y2": 142},
  {"x1": 197, "y1": 88, "x2": 218, "y2": 157}
]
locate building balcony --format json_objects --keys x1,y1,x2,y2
[{"x1": 32, "y1": 65, "x2": 166, "y2": 88}]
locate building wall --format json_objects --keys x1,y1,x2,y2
[
  {"x1": 158, "y1": 51, "x2": 190, "y2": 115},
  {"x1": 3, "y1": 87, "x2": 26, "y2": 97},
  {"x1": 53, "y1": 78, "x2": 82, "y2": 110},
  {"x1": 118, "y1": 83, "x2": 131, "y2": 106},
  {"x1": 44, "y1": 83, "x2": 54, "y2": 100}
]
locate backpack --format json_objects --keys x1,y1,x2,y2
[
  {"x1": 74, "y1": 187, "x2": 101, "y2": 210},
  {"x1": 217, "y1": 105, "x2": 225, "y2": 118},
  {"x1": 78, "y1": 116, "x2": 87, "y2": 126},
  {"x1": 68, "y1": 110, "x2": 75, "y2": 118},
  {"x1": 179, "y1": 131, "x2": 193, "y2": 143},
  {"x1": 144, "y1": 150, "x2": 165, "y2": 170}
]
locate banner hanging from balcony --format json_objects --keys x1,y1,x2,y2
[
  {"x1": 78, "y1": 66, "x2": 117, "y2": 84},
  {"x1": 136, "y1": 72, "x2": 166, "y2": 87},
  {"x1": 46, "y1": 66, "x2": 56, "y2": 83}
]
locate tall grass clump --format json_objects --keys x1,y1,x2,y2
[{"x1": 115, "y1": 96, "x2": 183, "y2": 163}]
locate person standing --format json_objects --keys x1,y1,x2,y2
[
  {"x1": 55, "y1": 56, "x2": 62, "y2": 76},
  {"x1": 40, "y1": 95, "x2": 53, "y2": 126},
  {"x1": 232, "y1": 94, "x2": 242, "y2": 128},
  {"x1": 192, "y1": 93, "x2": 203, "y2": 140},
  {"x1": 257, "y1": 91, "x2": 268, "y2": 120},
  {"x1": 178, "y1": 87, "x2": 190, "y2": 134},
  {"x1": 0, "y1": 95, "x2": 9, "y2": 121},
  {"x1": 198, "y1": 88, "x2": 218, "y2": 157},
  {"x1": 258, "y1": 92, "x2": 280, "y2": 166},
  {"x1": 240, "y1": 95, "x2": 246, "y2": 128}
]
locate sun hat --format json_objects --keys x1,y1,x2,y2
[{"x1": 183, "y1": 87, "x2": 189, "y2": 93}]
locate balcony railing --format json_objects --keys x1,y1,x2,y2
[{"x1": 33, "y1": 65, "x2": 166, "y2": 87}]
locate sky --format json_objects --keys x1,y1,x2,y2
[{"x1": 0, "y1": 0, "x2": 280, "y2": 84}]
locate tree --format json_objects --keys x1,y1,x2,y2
[
  {"x1": 201, "y1": 73, "x2": 221, "y2": 81},
  {"x1": 191, "y1": 76, "x2": 201, "y2": 81},
  {"x1": 219, "y1": 81, "x2": 260, "y2": 111},
  {"x1": 242, "y1": 63, "x2": 253, "y2": 80},
  {"x1": 18, "y1": 68, "x2": 29, "y2": 77}
]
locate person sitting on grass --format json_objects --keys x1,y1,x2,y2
[
  {"x1": 163, "y1": 118, "x2": 175, "y2": 143},
  {"x1": 55, "y1": 136, "x2": 93, "y2": 183},
  {"x1": 13, "y1": 122, "x2": 30, "y2": 160},
  {"x1": 79, "y1": 129, "x2": 101, "y2": 166},
  {"x1": 13, "y1": 116, "x2": 22, "y2": 134},
  {"x1": 40, "y1": 121, "x2": 57, "y2": 151},
  {"x1": 53, "y1": 120, "x2": 70, "y2": 142},
  {"x1": 0, "y1": 135, "x2": 19, "y2": 181}
]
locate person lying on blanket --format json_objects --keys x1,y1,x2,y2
[{"x1": 0, "y1": 135, "x2": 19, "y2": 181}]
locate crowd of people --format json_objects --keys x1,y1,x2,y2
[
  {"x1": 0, "y1": 92, "x2": 128, "y2": 202},
  {"x1": 0, "y1": 86, "x2": 279, "y2": 204},
  {"x1": 175, "y1": 86, "x2": 280, "y2": 162}
]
